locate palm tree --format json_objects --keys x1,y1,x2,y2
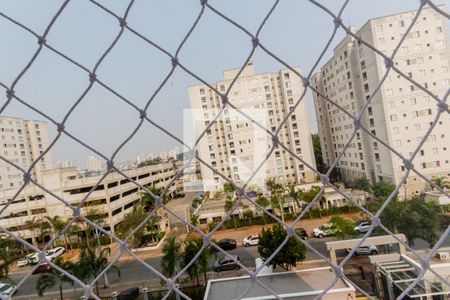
[
  {"x1": 431, "y1": 176, "x2": 450, "y2": 191},
  {"x1": 287, "y1": 184, "x2": 304, "y2": 214},
  {"x1": 45, "y1": 216, "x2": 68, "y2": 249},
  {"x1": 354, "y1": 177, "x2": 372, "y2": 202},
  {"x1": 36, "y1": 257, "x2": 74, "y2": 300},
  {"x1": 24, "y1": 217, "x2": 40, "y2": 246},
  {"x1": 255, "y1": 195, "x2": 270, "y2": 224},
  {"x1": 266, "y1": 180, "x2": 286, "y2": 223},
  {"x1": 191, "y1": 215, "x2": 199, "y2": 228},
  {"x1": 141, "y1": 185, "x2": 170, "y2": 212},
  {"x1": 38, "y1": 219, "x2": 51, "y2": 245},
  {"x1": 224, "y1": 196, "x2": 237, "y2": 229},
  {"x1": 301, "y1": 186, "x2": 323, "y2": 218},
  {"x1": 161, "y1": 235, "x2": 181, "y2": 279},
  {"x1": 77, "y1": 246, "x2": 120, "y2": 295},
  {"x1": 116, "y1": 206, "x2": 147, "y2": 248},
  {"x1": 0, "y1": 236, "x2": 23, "y2": 280},
  {"x1": 181, "y1": 237, "x2": 217, "y2": 286}
]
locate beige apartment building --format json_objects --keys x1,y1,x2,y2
[
  {"x1": 0, "y1": 116, "x2": 53, "y2": 189},
  {"x1": 0, "y1": 162, "x2": 176, "y2": 244},
  {"x1": 312, "y1": 7, "x2": 450, "y2": 198},
  {"x1": 188, "y1": 62, "x2": 316, "y2": 192}
]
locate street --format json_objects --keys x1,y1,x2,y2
[{"x1": 10, "y1": 231, "x2": 450, "y2": 299}]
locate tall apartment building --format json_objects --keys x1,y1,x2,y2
[
  {"x1": 312, "y1": 7, "x2": 449, "y2": 198},
  {"x1": 189, "y1": 62, "x2": 316, "y2": 192},
  {"x1": 0, "y1": 116, "x2": 53, "y2": 190}
]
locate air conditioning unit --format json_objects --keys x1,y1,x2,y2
[{"x1": 436, "y1": 252, "x2": 449, "y2": 260}]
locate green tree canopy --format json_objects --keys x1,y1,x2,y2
[
  {"x1": 329, "y1": 215, "x2": 357, "y2": 240},
  {"x1": 372, "y1": 181, "x2": 396, "y2": 199},
  {"x1": 258, "y1": 224, "x2": 306, "y2": 270}
]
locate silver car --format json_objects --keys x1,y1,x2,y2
[
  {"x1": 346, "y1": 245, "x2": 378, "y2": 256},
  {"x1": 213, "y1": 255, "x2": 241, "y2": 272},
  {"x1": 354, "y1": 221, "x2": 372, "y2": 233}
]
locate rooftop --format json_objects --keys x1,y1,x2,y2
[{"x1": 204, "y1": 267, "x2": 354, "y2": 300}]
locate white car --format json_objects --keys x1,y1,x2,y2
[
  {"x1": 354, "y1": 221, "x2": 372, "y2": 233},
  {"x1": 312, "y1": 223, "x2": 337, "y2": 238},
  {"x1": 46, "y1": 247, "x2": 65, "y2": 260},
  {"x1": 16, "y1": 253, "x2": 35, "y2": 267},
  {"x1": 28, "y1": 253, "x2": 40, "y2": 265},
  {"x1": 346, "y1": 245, "x2": 378, "y2": 256},
  {"x1": 0, "y1": 283, "x2": 16, "y2": 297},
  {"x1": 242, "y1": 235, "x2": 259, "y2": 247}
]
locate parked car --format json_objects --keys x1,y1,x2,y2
[
  {"x1": 354, "y1": 221, "x2": 372, "y2": 233},
  {"x1": 242, "y1": 234, "x2": 259, "y2": 247},
  {"x1": 28, "y1": 253, "x2": 40, "y2": 265},
  {"x1": 213, "y1": 255, "x2": 241, "y2": 272},
  {"x1": 117, "y1": 287, "x2": 140, "y2": 300},
  {"x1": 217, "y1": 239, "x2": 237, "y2": 250},
  {"x1": 32, "y1": 263, "x2": 52, "y2": 274},
  {"x1": 17, "y1": 253, "x2": 35, "y2": 267},
  {"x1": 0, "y1": 283, "x2": 16, "y2": 297},
  {"x1": 46, "y1": 247, "x2": 66, "y2": 260},
  {"x1": 295, "y1": 228, "x2": 308, "y2": 240},
  {"x1": 346, "y1": 245, "x2": 378, "y2": 256},
  {"x1": 312, "y1": 223, "x2": 337, "y2": 238},
  {"x1": 28, "y1": 251, "x2": 52, "y2": 264}
]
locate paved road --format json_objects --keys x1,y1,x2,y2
[{"x1": 11, "y1": 231, "x2": 450, "y2": 299}]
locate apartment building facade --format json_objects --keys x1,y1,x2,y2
[
  {"x1": 312, "y1": 7, "x2": 450, "y2": 198},
  {"x1": 0, "y1": 162, "x2": 177, "y2": 244},
  {"x1": 188, "y1": 62, "x2": 316, "y2": 192},
  {"x1": 0, "y1": 116, "x2": 54, "y2": 189}
]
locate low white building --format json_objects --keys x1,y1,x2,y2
[
  {"x1": 204, "y1": 267, "x2": 356, "y2": 300},
  {"x1": 424, "y1": 190, "x2": 450, "y2": 206}
]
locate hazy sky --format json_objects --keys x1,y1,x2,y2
[{"x1": 0, "y1": 0, "x2": 434, "y2": 167}]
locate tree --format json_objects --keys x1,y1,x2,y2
[
  {"x1": 161, "y1": 235, "x2": 181, "y2": 279},
  {"x1": 116, "y1": 206, "x2": 147, "y2": 248},
  {"x1": 258, "y1": 224, "x2": 306, "y2": 271},
  {"x1": 24, "y1": 217, "x2": 40, "y2": 247},
  {"x1": 224, "y1": 196, "x2": 237, "y2": 229},
  {"x1": 36, "y1": 258, "x2": 74, "y2": 300},
  {"x1": 182, "y1": 238, "x2": 217, "y2": 286},
  {"x1": 372, "y1": 181, "x2": 396, "y2": 199},
  {"x1": 366, "y1": 197, "x2": 401, "y2": 233},
  {"x1": 191, "y1": 215, "x2": 199, "y2": 228},
  {"x1": 354, "y1": 177, "x2": 372, "y2": 202},
  {"x1": 301, "y1": 186, "x2": 323, "y2": 218},
  {"x1": 141, "y1": 185, "x2": 170, "y2": 212},
  {"x1": 0, "y1": 235, "x2": 23, "y2": 280},
  {"x1": 267, "y1": 180, "x2": 286, "y2": 223},
  {"x1": 255, "y1": 195, "x2": 270, "y2": 224},
  {"x1": 431, "y1": 177, "x2": 450, "y2": 190},
  {"x1": 311, "y1": 134, "x2": 326, "y2": 174},
  {"x1": 45, "y1": 216, "x2": 69, "y2": 249},
  {"x1": 329, "y1": 215, "x2": 357, "y2": 239},
  {"x1": 397, "y1": 198, "x2": 441, "y2": 246},
  {"x1": 77, "y1": 246, "x2": 120, "y2": 295},
  {"x1": 223, "y1": 183, "x2": 235, "y2": 193},
  {"x1": 182, "y1": 239, "x2": 202, "y2": 286}
]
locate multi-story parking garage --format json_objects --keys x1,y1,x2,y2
[{"x1": 0, "y1": 161, "x2": 177, "y2": 245}]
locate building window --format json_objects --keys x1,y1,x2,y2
[{"x1": 390, "y1": 114, "x2": 397, "y2": 121}]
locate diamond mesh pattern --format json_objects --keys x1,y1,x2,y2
[{"x1": 0, "y1": 1, "x2": 448, "y2": 299}]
